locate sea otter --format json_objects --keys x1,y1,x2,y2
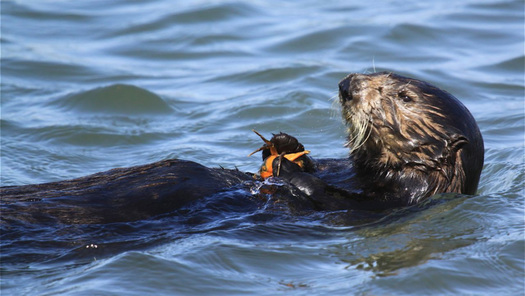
[
  {"x1": 0, "y1": 72, "x2": 484, "y2": 224},
  {"x1": 308, "y1": 72, "x2": 484, "y2": 210}
]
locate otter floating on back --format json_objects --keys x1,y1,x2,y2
[
  {"x1": 331, "y1": 72, "x2": 484, "y2": 208},
  {"x1": 0, "y1": 72, "x2": 484, "y2": 224}
]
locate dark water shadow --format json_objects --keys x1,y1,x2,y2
[
  {"x1": 325, "y1": 194, "x2": 480, "y2": 277},
  {"x1": 1, "y1": 189, "x2": 472, "y2": 280}
]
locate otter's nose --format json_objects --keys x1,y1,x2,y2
[{"x1": 339, "y1": 75, "x2": 353, "y2": 102}]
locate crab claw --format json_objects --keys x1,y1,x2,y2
[
  {"x1": 251, "y1": 129, "x2": 272, "y2": 145},
  {"x1": 247, "y1": 130, "x2": 277, "y2": 157}
]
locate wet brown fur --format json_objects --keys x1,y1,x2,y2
[{"x1": 338, "y1": 72, "x2": 484, "y2": 205}]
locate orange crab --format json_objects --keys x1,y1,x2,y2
[{"x1": 248, "y1": 130, "x2": 313, "y2": 179}]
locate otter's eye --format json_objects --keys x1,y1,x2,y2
[{"x1": 398, "y1": 91, "x2": 412, "y2": 102}]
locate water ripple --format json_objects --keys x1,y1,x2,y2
[
  {"x1": 53, "y1": 84, "x2": 173, "y2": 115},
  {"x1": 1, "y1": 0, "x2": 524, "y2": 295}
]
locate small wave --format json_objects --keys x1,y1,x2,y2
[
  {"x1": 475, "y1": 55, "x2": 525, "y2": 75},
  {"x1": 55, "y1": 84, "x2": 173, "y2": 115},
  {"x1": 208, "y1": 63, "x2": 322, "y2": 86}
]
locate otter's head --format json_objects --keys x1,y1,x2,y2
[{"x1": 339, "y1": 72, "x2": 484, "y2": 201}]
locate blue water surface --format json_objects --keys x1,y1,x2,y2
[{"x1": 1, "y1": 0, "x2": 524, "y2": 295}]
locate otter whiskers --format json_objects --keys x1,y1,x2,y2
[{"x1": 346, "y1": 111, "x2": 372, "y2": 153}]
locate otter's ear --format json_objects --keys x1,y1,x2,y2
[{"x1": 449, "y1": 134, "x2": 469, "y2": 152}]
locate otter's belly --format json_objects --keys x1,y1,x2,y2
[
  {"x1": 0, "y1": 156, "x2": 411, "y2": 226},
  {"x1": 0, "y1": 159, "x2": 255, "y2": 224}
]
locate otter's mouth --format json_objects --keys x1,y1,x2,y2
[{"x1": 338, "y1": 73, "x2": 376, "y2": 153}]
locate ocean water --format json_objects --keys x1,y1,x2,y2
[{"x1": 1, "y1": 0, "x2": 524, "y2": 295}]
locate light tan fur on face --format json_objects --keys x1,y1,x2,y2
[
  {"x1": 342, "y1": 73, "x2": 450, "y2": 170},
  {"x1": 338, "y1": 72, "x2": 484, "y2": 201}
]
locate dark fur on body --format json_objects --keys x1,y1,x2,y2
[
  {"x1": 1, "y1": 72, "x2": 484, "y2": 224},
  {"x1": 1, "y1": 160, "x2": 254, "y2": 224},
  {"x1": 337, "y1": 72, "x2": 484, "y2": 206}
]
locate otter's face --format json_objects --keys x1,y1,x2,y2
[
  {"x1": 338, "y1": 72, "x2": 484, "y2": 197},
  {"x1": 339, "y1": 72, "x2": 449, "y2": 168}
]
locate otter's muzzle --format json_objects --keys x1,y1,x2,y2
[{"x1": 338, "y1": 75, "x2": 353, "y2": 102}]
